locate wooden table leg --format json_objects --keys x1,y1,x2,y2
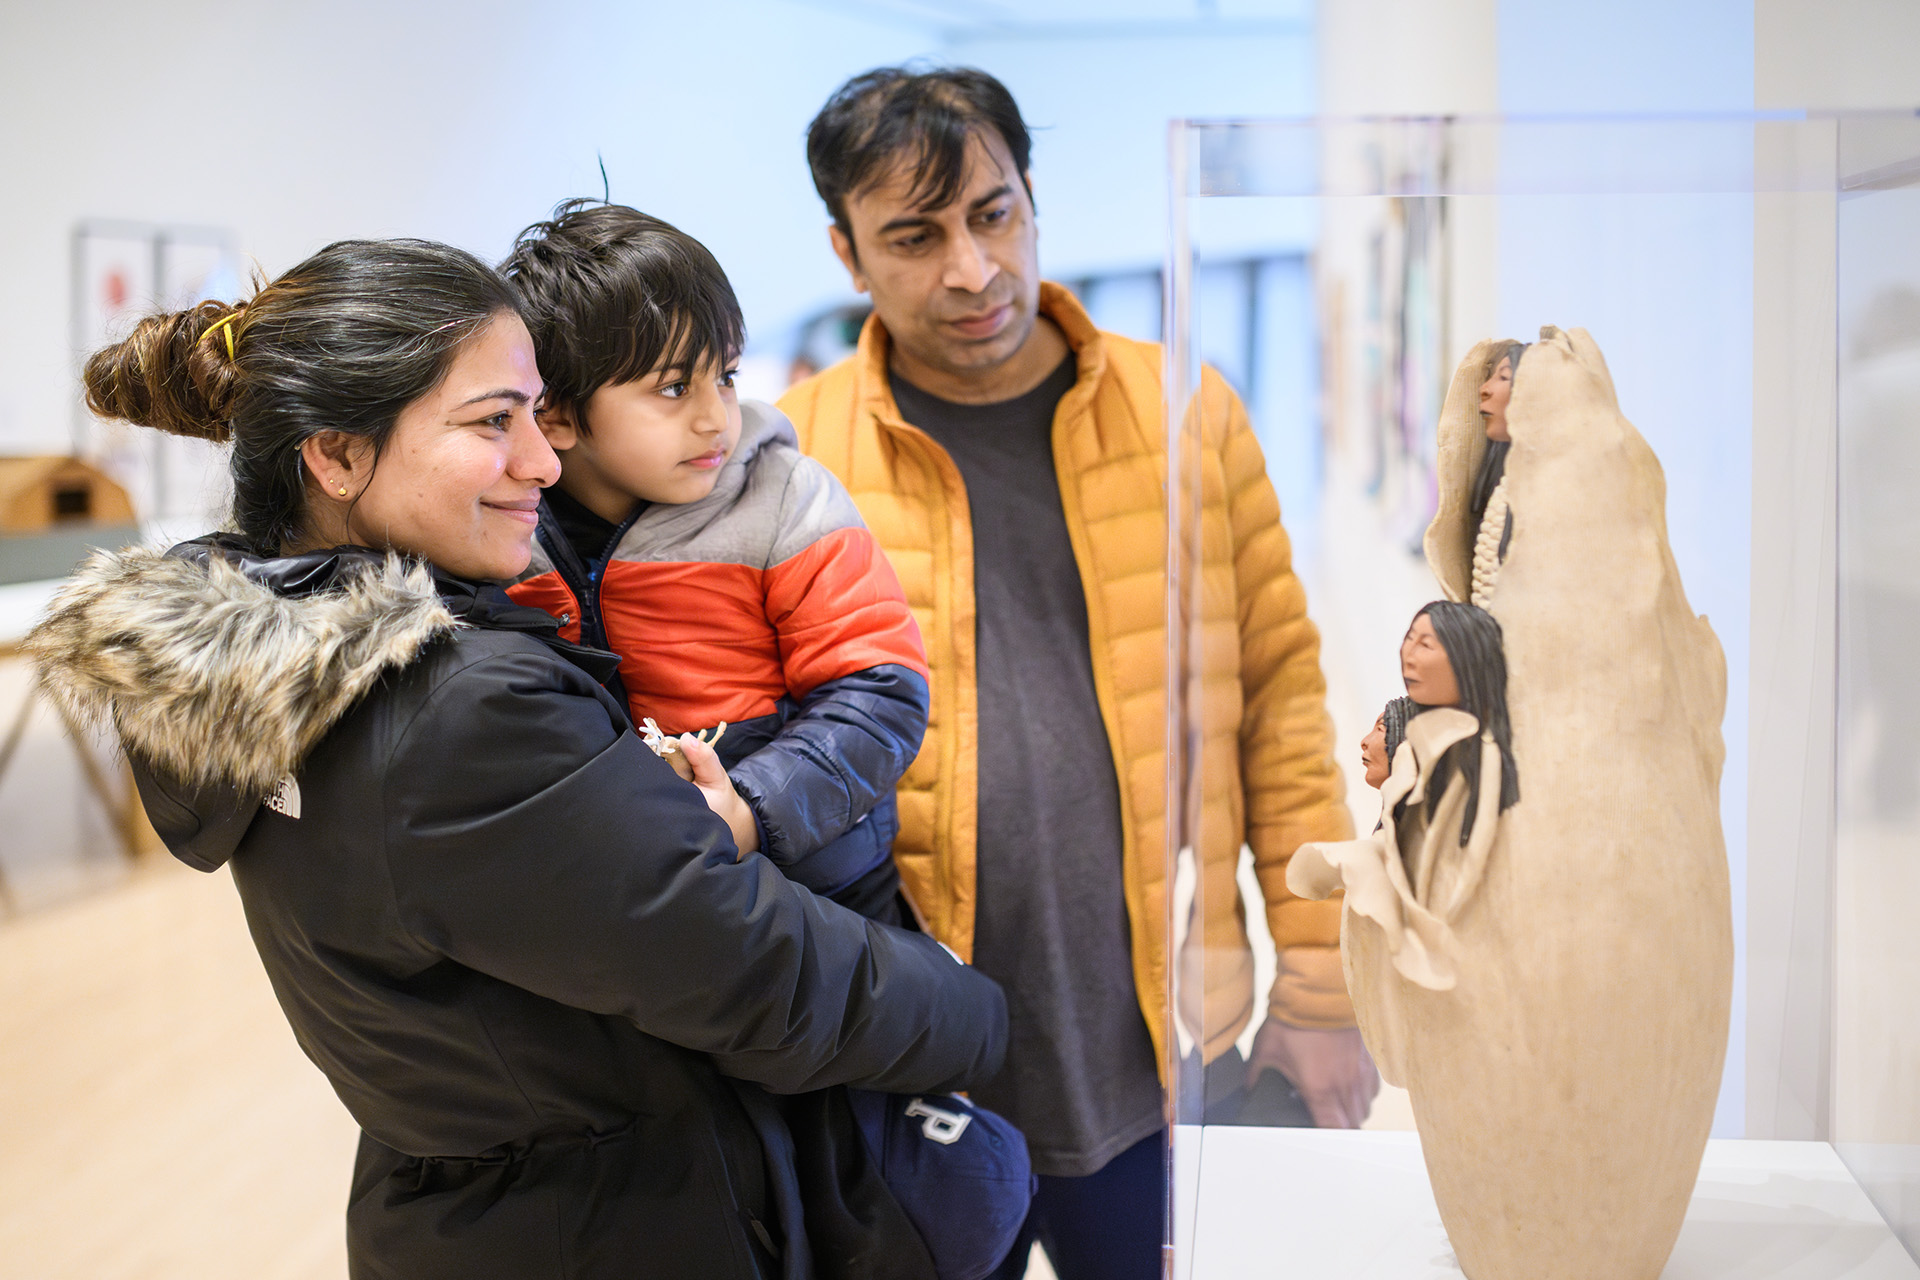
[
  {"x1": 47, "y1": 697, "x2": 147, "y2": 863},
  {"x1": 0, "y1": 684, "x2": 30, "y2": 913}
]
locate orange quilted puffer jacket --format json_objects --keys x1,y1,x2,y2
[{"x1": 779, "y1": 283, "x2": 1354, "y2": 1072}]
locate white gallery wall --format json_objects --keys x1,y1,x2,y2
[
  {"x1": 0, "y1": 0, "x2": 1322, "y2": 461},
  {"x1": 950, "y1": 22, "x2": 1315, "y2": 278},
  {"x1": 0, "y1": 0, "x2": 929, "y2": 456}
]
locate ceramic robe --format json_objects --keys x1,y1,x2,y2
[{"x1": 1290, "y1": 326, "x2": 1733, "y2": 1280}]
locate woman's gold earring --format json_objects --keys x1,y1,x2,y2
[{"x1": 337, "y1": 486, "x2": 349, "y2": 497}]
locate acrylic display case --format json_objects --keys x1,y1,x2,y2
[{"x1": 1163, "y1": 112, "x2": 1920, "y2": 1278}]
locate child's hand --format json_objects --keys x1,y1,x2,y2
[{"x1": 676, "y1": 733, "x2": 761, "y2": 859}]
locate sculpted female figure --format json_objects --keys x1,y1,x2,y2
[
  {"x1": 27, "y1": 241, "x2": 1006, "y2": 1280},
  {"x1": 1393, "y1": 602, "x2": 1519, "y2": 902},
  {"x1": 1358, "y1": 696, "x2": 1414, "y2": 792},
  {"x1": 1469, "y1": 341, "x2": 1525, "y2": 606},
  {"x1": 1289, "y1": 601, "x2": 1516, "y2": 1000},
  {"x1": 1293, "y1": 328, "x2": 1731, "y2": 1280}
]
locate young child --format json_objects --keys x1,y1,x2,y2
[
  {"x1": 500, "y1": 202, "x2": 1031, "y2": 1280},
  {"x1": 502, "y1": 200, "x2": 927, "y2": 923}
]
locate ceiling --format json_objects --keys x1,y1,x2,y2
[{"x1": 807, "y1": 0, "x2": 1313, "y2": 40}]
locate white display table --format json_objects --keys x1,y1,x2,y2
[
  {"x1": 0, "y1": 577, "x2": 61, "y2": 649},
  {"x1": 1175, "y1": 1127, "x2": 1919, "y2": 1279},
  {"x1": 0, "y1": 576, "x2": 149, "y2": 898}
]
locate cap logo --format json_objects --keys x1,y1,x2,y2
[{"x1": 904, "y1": 1096, "x2": 972, "y2": 1145}]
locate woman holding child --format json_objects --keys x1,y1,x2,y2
[{"x1": 27, "y1": 237, "x2": 1007, "y2": 1278}]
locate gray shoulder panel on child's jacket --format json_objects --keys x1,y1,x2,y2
[{"x1": 608, "y1": 399, "x2": 867, "y2": 569}]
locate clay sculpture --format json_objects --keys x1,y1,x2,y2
[
  {"x1": 1289, "y1": 326, "x2": 1731, "y2": 1280},
  {"x1": 1468, "y1": 341, "x2": 1525, "y2": 607},
  {"x1": 1359, "y1": 696, "x2": 1416, "y2": 791}
]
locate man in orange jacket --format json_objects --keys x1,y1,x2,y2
[{"x1": 781, "y1": 67, "x2": 1379, "y2": 1279}]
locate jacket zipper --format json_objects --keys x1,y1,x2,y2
[{"x1": 540, "y1": 502, "x2": 646, "y2": 653}]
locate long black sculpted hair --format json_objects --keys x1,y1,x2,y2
[
  {"x1": 1410, "y1": 600, "x2": 1520, "y2": 843},
  {"x1": 1469, "y1": 340, "x2": 1528, "y2": 525},
  {"x1": 1374, "y1": 695, "x2": 1419, "y2": 835},
  {"x1": 1381, "y1": 695, "x2": 1415, "y2": 771}
]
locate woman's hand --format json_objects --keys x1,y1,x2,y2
[{"x1": 674, "y1": 734, "x2": 760, "y2": 859}]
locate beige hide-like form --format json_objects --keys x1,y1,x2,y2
[{"x1": 1291, "y1": 327, "x2": 1732, "y2": 1279}]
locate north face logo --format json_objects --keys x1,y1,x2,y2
[{"x1": 264, "y1": 775, "x2": 302, "y2": 819}]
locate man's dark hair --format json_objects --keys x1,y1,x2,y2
[
  {"x1": 499, "y1": 200, "x2": 744, "y2": 433},
  {"x1": 806, "y1": 66, "x2": 1034, "y2": 237}
]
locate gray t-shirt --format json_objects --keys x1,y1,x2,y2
[{"x1": 891, "y1": 355, "x2": 1164, "y2": 1178}]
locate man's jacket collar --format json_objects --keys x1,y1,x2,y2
[{"x1": 852, "y1": 282, "x2": 1111, "y2": 429}]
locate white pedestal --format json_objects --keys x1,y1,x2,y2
[
  {"x1": 0, "y1": 577, "x2": 133, "y2": 910},
  {"x1": 1175, "y1": 1127, "x2": 1920, "y2": 1279},
  {"x1": 0, "y1": 577, "x2": 61, "y2": 647}
]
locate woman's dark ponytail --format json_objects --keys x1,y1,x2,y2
[
  {"x1": 83, "y1": 301, "x2": 247, "y2": 445},
  {"x1": 81, "y1": 239, "x2": 523, "y2": 553}
]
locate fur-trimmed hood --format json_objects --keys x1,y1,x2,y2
[{"x1": 26, "y1": 539, "x2": 458, "y2": 797}]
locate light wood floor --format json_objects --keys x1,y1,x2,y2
[
  {"x1": 0, "y1": 861, "x2": 1068, "y2": 1280},
  {"x1": 0, "y1": 859, "x2": 357, "y2": 1280},
  {"x1": 5, "y1": 853, "x2": 1488, "y2": 1279}
]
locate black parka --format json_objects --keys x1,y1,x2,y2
[{"x1": 26, "y1": 539, "x2": 1007, "y2": 1280}]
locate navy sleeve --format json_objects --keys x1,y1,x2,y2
[
  {"x1": 379, "y1": 649, "x2": 1000, "y2": 1096},
  {"x1": 726, "y1": 662, "x2": 928, "y2": 866}
]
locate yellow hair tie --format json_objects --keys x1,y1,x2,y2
[{"x1": 204, "y1": 314, "x2": 238, "y2": 361}]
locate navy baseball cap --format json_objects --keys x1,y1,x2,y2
[{"x1": 848, "y1": 1089, "x2": 1035, "y2": 1280}]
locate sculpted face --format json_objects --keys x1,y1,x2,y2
[
  {"x1": 1401, "y1": 613, "x2": 1462, "y2": 708},
  {"x1": 1479, "y1": 355, "x2": 1514, "y2": 443},
  {"x1": 1361, "y1": 714, "x2": 1390, "y2": 789}
]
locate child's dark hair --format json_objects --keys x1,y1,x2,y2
[
  {"x1": 500, "y1": 201, "x2": 744, "y2": 434},
  {"x1": 806, "y1": 66, "x2": 1034, "y2": 242},
  {"x1": 81, "y1": 239, "x2": 520, "y2": 553}
]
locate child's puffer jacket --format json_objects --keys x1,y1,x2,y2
[{"x1": 509, "y1": 400, "x2": 931, "y2": 898}]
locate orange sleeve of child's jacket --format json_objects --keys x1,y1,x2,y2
[{"x1": 760, "y1": 457, "x2": 930, "y2": 700}]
